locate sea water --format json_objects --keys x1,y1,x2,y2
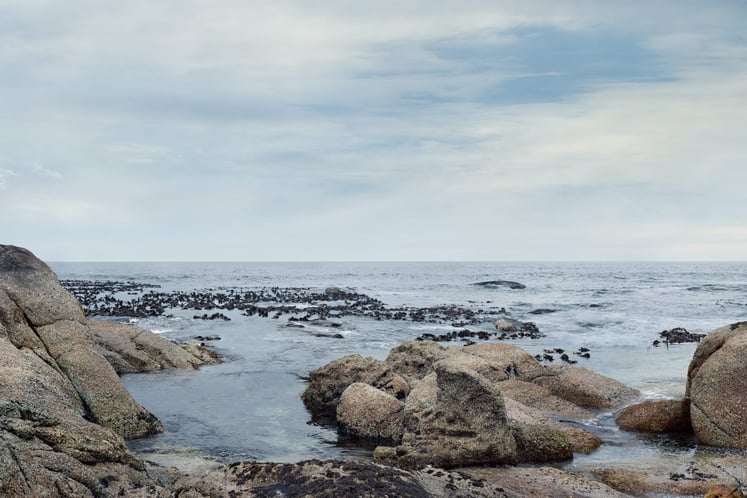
[{"x1": 50, "y1": 261, "x2": 747, "y2": 471}]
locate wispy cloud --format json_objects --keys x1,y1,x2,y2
[{"x1": 0, "y1": 1, "x2": 745, "y2": 260}]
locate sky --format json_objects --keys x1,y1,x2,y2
[{"x1": 1, "y1": 1, "x2": 746, "y2": 262}]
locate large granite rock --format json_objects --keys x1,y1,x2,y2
[
  {"x1": 301, "y1": 353, "x2": 409, "y2": 418},
  {"x1": 375, "y1": 357, "x2": 519, "y2": 469},
  {"x1": 337, "y1": 382, "x2": 404, "y2": 443},
  {"x1": 0, "y1": 244, "x2": 219, "y2": 497},
  {"x1": 687, "y1": 322, "x2": 747, "y2": 447},
  {"x1": 0, "y1": 245, "x2": 162, "y2": 439}
]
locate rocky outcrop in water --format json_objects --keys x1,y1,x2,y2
[
  {"x1": 0, "y1": 245, "x2": 218, "y2": 497},
  {"x1": 303, "y1": 340, "x2": 632, "y2": 469},
  {"x1": 687, "y1": 321, "x2": 747, "y2": 448},
  {"x1": 615, "y1": 398, "x2": 691, "y2": 433},
  {"x1": 472, "y1": 280, "x2": 526, "y2": 290}
]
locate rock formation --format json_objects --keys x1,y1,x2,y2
[
  {"x1": 303, "y1": 340, "x2": 633, "y2": 469},
  {"x1": 687, "y1": 321, "x2": 747, "y2": 447},
  {"x1": 615, "y1": 398, "x2": 691, "y2": 433},
  {"x1": 0, "y1": 244, "x2": 218, "y2": 497}
]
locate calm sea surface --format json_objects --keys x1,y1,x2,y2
[{"x1": 50, "y1": 261, "x2": 747, "y2": 471}]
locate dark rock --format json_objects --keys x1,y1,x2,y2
[
  {"x1": 656, "y1": 327, "x2": 706, "y2": 345},
  {"x1": 173, "y1": 459, "x2": 512, "y2": 497},
  {"x1": 472, "y1": 280, "x2": 526, "y2": 290},
  {"x1": 529, "y1": 308, "x2": 558, "y2": 315}
]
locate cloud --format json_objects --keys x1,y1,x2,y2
[{"x1": 0, "y1": 1, "x2": 745, "y2": 260}]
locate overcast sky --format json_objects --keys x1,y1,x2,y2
[{"x1": 1, "y1": 1, "x2": 746, "y2": 261}]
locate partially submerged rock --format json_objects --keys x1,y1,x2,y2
[
  {"x1": 533, "y1": 364, "x2": 640, "y2": 408},
  {"x1": 687, "y1": 322, "x2": 747, "y2": 447},
  {"x1": 472, "y1": 280, "x2": 526, "y2": 289},
  {"x1": 616, "y1": 398, "x2": 691, "y2": 433},
  {"x1": 89, "y1": 320, "x2": 221, "y2": 374},
  {"x1": 302, "y1": 354, "x2": 409, "y2": 418}
]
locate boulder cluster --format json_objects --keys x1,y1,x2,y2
[{"x1": 302, "y1": 340, "x2": 639, "y2": 468}]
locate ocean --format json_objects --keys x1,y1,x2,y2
[{"x1": 50, "y1": 261, "x2": 747, "y2": 472}]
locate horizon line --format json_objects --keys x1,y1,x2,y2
[{"x1": 48, "y1": 259, "x2": 747, "y2": 264}]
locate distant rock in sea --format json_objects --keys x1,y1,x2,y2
[{"x1": 472, "y1": 280, "x2": 526, "y2": 289}]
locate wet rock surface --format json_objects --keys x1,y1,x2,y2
[
  {"x1": 615, "y1": 398, "x2": 691, "y2": 433},
  {"x1": 653, "y1": 326, "x2": 706, "y2": 346},
  {"x1": 463, "y1": 465, "x2": 629, "y2": 498},
  {"x1": 586, "y1": 454, "x2": 747, "y2": 497},
  {"x1": 472, "y1": 280, "x2": 527, "y2": 290},
  {"x1": 173, "y1": 459, "x2": 515, "y2": 497}
]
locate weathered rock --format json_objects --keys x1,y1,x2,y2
[
  {"x1": 533, "y1": 365, "x2": 640, "y2": 408},
  {"x1": 463, "y1": 465, "x2": 629, "y2": 498},
  {"x1": 173, "y1": 459, "x2": 514, "y2": 498},
  {"x1": 687, "y1": 322, "x2": 747, "y2": 447},
  {"x1": 0, "y1": 244, "x2": 217, "y2": 497},
  {"x1": 615, "y1": 398, "x2": 691, "y2": 433},
  {"x1": 494, "y1": 319, "x2": 517, "y2": 332},
  {"x1": 498, "y1": 379, "x2": 593, "y2": 420},
  {"x1": 302, "y1": 354, "x2": 409, "y2": 418},
  {"x1": 589, "y1": 454, "x2": 747, "y2": 497},
  {"x1": 337, "y1": 382, "x2": 404, "y2": 443},
  {"x1": 312, "y1": 338, "x2": 646, "y2": 467},
  {"x1": 384, "y1": 340, "x2": 451, "y2": 385},
  {"x1": 462, "y1": 342, "x2": 546, "y2": 382},
  {"x1": 504, "y1": 398, "x2": 574, "y2": 463},
  {"x1": 376, "y1": 356, "x2": 518, "y2": 469},
  {"x1": 504, "y1": 398, "x2": 601, "y2": 457},
  {"x1": 0, "y1": 245, "x2": 86, "y2": 327},
  {"x1": 89, "y1": 320, "x2": 221, "y2": 374}
]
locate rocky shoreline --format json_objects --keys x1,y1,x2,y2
[{"x1": 2, "y1": 244, "x2": 746, "y2": 497}]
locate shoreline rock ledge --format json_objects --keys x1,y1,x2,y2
[{"x1": 0, "y1": 244, "x2": 221, "y2": 497}]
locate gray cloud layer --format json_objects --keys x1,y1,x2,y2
[{"x1": 2, "y1": 1, "x2": 746, "y2": 260}]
